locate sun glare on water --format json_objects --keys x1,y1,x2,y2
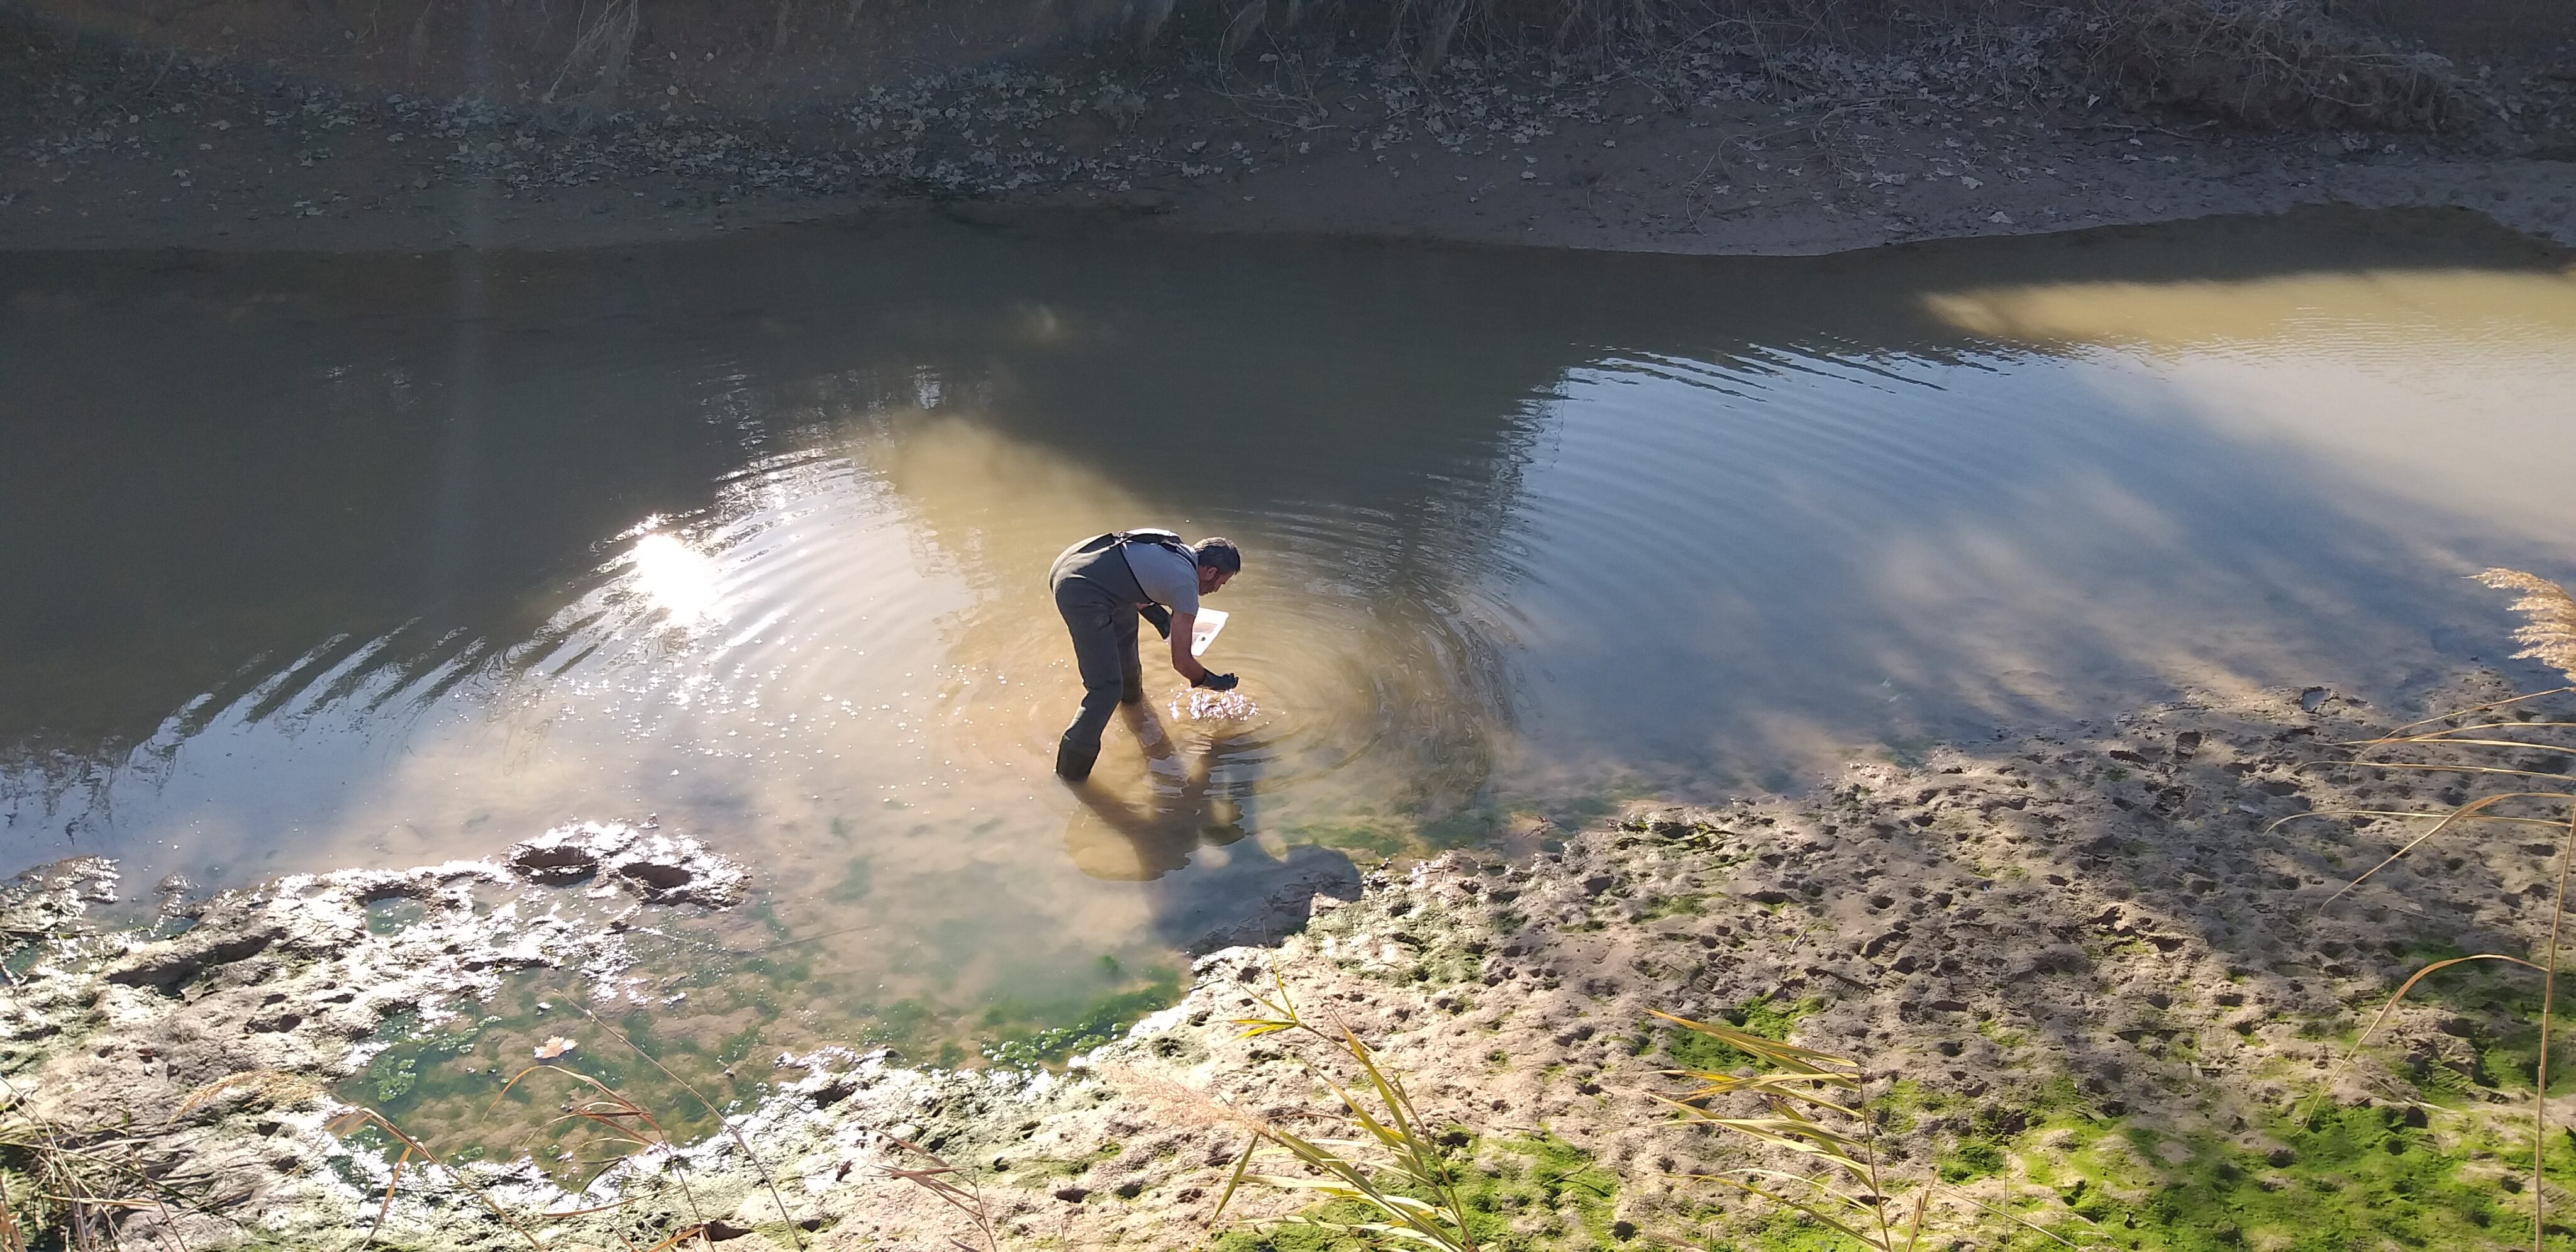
[
  {"x1": 1173, "y1": 689, "x2": 1258, "y2": 721},
  {"x1": 626, "y1": 531, "x2": 728, "y2": 629}
]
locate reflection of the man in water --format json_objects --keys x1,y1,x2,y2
[{"x1": 1062, "y1": 703, "x2": 1250, "y2": 881}]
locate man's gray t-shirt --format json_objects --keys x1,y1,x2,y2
[{"x1": 1121, "y1": 541, "x2": 1199, "y2": 616}]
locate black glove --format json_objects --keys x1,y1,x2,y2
[
  {"x1": 1192, "y1": 671, "x2": 1238, "y2": 692},
  {"x1": 1139, "y1": 603, "x2": 1173, "y2": 640}
]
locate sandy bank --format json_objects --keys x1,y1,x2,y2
[
  {"x1": 11, "y1": 667, "x2": 2574, "y2": 1249},
  {"x1": 6, "y1": 9, "x2": 2571, "y2": 258}
]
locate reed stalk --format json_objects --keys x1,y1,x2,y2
[
  {"x1": 324, "y1": 1011, "x2": 809, "y2": 1252},
  {"x1": 1648, "y1": 1010, "x2": 2079, "y2": 1250},
  {"x1": 0, "y1": 1071, "x2": 303, "y2": 1252},
  {"x1": 1207, "y1": 970, "x2": 1483, "y2": 1252},
  {"x1": 2296, "y1": 568, "x2": 2576, "y2": 1251}
]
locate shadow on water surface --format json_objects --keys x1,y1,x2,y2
[
  {"x1": 4, "y1": 206, "x2": 2560, "y2": 777},
  {"x1": 3, "y1": 204, "x2": 2573, "y2": 1066}
]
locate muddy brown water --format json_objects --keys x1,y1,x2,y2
[{"x1": 6, "y1": 206, "x2": 2576, "y2": 1077}]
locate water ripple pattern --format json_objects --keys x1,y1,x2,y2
[{"x1": 5, "y1": 211, "x2": 2574, "y2": 1060}]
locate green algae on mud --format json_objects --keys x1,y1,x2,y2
[
  {"x1": 1286, "y1": 794, "x2": 1603, "y2": 863},
  {"x1": 1998, "y1": 1104, "x2": 2575, "y2": 1251},
  {"x1": 335, "y1": 972, "x2": 747, "y2": 1173},
  {"x1": 1245, "y1": 1043, "x2": 2576, "y2": 1252},
  {"x1": 28, "y1": 682, "x2": 2576, "y2": 1249},
  {"x1": 1662, "y1": 995, "x2": 1822, "y2": 1073},
  {"x1": 2374, "y1": 946, "x2": 2576, "y2": 1099},
  {"x1": 333, "y1": 946, "x2": 1192, "y2": 1178},
  {"x1": 981, "y1": 965, "x2": 1186, "y2": 1068},
  {"x1": 1211, "y1": 1134, "x2": 1621, "y2": 1252},
  {"x1": 1200, "y1": 1064, "x2": 2390, "y2": 1252},
  {"x1": 16, "y1": 212, "x2": 2576, "y2": 1165}
]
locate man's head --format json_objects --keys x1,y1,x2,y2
[{"x1": 1193, "y1": 537, "x2": 1241, "y2": 594}]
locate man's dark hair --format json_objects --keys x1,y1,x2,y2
[{"x1": 1193, "y1": 537, "x2": 1243, "y2": 573}]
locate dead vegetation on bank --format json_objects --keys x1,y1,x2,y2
[
  {"x1": 18, "y1": 655, "x2": 2576, "y2": 1249},
  {"x1": 2297, "y1": 568, "x2": 2576, "y2": 1249},
  {"x1": 1133, "y1": 0, "x2": 2472, "y2": 131},
  {"x1": 16, "y1": 0, "x2": 2531, "y2": 135},
  {"x1": 9, "y1": 0, "x2": 2568, "y2": 255},
  {"x1": 19, "y1": 579, "x2": 2576, "y2": 1248}
]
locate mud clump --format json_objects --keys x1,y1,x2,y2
[
  {"x1": 3, "y1": 675, "x2": 2565, "y2": 1249},
  {"x1": 506, "y1": 820, "x2": 748, "y2": 906},
  {"x1": 103, "y1": 924, "x2": 287, "y2": 994},
  {"x1": 747, "y1": 669, "x2": 2574, "y2": 1249},
  {"x1": 0, "y1": 824, "x2": 753, "y2": 1251},
  {"x1": 0, "y1": 856, "x2": 116, "y2": 941}
]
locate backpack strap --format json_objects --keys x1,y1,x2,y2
[
  {"x1": 1112, "y1": 528, "x2": 1192, "y2": 557},
  {"x1": 1109, "y1": 530, "x2": 1195, "y2": 633},
  {"x1": 1109, "y1": 529, "x2": 1199, "y2": 576}
]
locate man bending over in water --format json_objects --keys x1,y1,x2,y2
[{"x1": 1046, "y1": 529, "x2": 1241, "y2": 781}]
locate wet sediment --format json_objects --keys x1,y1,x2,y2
[
  {"x1": 6, "y1": 3, "x2": 2573, "y2": 257},
  {"x1": 6, "y1": 670, "x2": 2563, "y2": 1248}
]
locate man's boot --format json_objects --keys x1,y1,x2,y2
[
  {"x1": 1120, "y1": 669, "x2": 1145, "y2": 706},
  {"x1": 1055, "y1": 736, "x2": 1099, "y2": 782}
]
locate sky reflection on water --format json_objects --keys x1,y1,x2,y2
[{"x1": 3, "y1": 206, "x2": 2573, "y2": 1045}]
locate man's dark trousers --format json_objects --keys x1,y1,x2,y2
[{"x1": 1050, "y1": 536, "x2": 1151, "y2": 779}]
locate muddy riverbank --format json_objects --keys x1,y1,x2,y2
[
  {"x1": 9, "y1": 7, "x2": 2576, "y2": 1247},
  {"x1": 11, "y1": 665, "x2": 2576, "y2": 1249},
  {"x1": 5, "y1": 4, "x2": 2573, "y2": 256}
]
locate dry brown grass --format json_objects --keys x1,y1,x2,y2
[
  {"x1": 2289, "y1": 568, "x2": 2576, "y2": 1252},
  {"x1": 323, "y1": 1008, "x2": 810, "y2": 1252},
  {"x1": 1158, "y1": 0, "x2": 2468, "y2": 129},
  {"x1": 1148, "y1": 969, "x2": 1484, "y2": 1252},
  {"x1": 1173, "y1": 975, "x2": 2082, "y2": 1249},
  {"x1": 547, "y1": 0, "x2": 641, "y2": 106},
  {"x1": 878, "y1": 1138, "x2": 1002, "y2": 1252},
  {"x1": 0, "y1": 1071, "x2": 314, "y2": 1252},
  {"x1": 2075, "y1": 0, "x2": 2467, "y2": 129},
  {"x1": 2475, "y1": 569, "x2": 2576, "y2": 686},
  {"x1": 1650, "y1": 1011, "x2": 2083, "y2": 1249}
]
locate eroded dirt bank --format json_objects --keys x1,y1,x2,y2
[
  {"x1": 5, "y1": 3, "x2": 2572, "y2": 256},
  {"x1": 11, "y1": 671, "x2": 2575, "y2": 1249}
]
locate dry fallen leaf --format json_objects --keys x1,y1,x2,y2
[{"x1": 535, "y1": 1036, "x2": 578, "y2": 1060}]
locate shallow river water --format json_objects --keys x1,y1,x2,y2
[{"x1": 6, "y1": 206, "x2": 2576, "y2": 1076}]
